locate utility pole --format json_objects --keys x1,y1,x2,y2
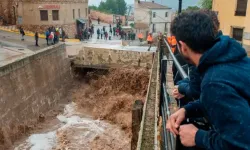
[
  {"x1": 178, "y1": 0, "x2": 182, "y2": 14},
  {"x1": 126, "y1": 5, "x2": 132, "y2": 26}
]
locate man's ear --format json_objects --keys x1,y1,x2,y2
[{"x1": 179, "y1": 41, "x2": 188, "y2": 53}]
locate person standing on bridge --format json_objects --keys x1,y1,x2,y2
[
  {"x1": 98, "y1": 17, "x2": 100, "y2": 24},
  {"x1": 35, "y1": 31, "x2": 39, "y2": 47},
  {"x1": 97, "y1": 28, "x2": 100, "y2": 39},
  {"x1": 167, "y1": 11, "x2": 250, "y2": 150},
  {"x1": 113, "y1": 26, "x2": 116, "y2": 36},
  {"x1": 147, "y1": 33, "x2": 153, "y2": 51},
  {"x1": 20, "y1": 27, "x2": 25, "y2": 41},
  {"x1": 100, "y1": 29, "x2": 104, "y2": 39},
  {"x1": 172, "y1": 9, "x2": 222, "y2": 106},
  {"x1": 138, "y1": 32, "x2": 143, "y2": 42},
  {"x1": 45, "y1": 29, "x2": 50, "y2": 46}
]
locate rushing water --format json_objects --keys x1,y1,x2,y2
[{"x1": 14, "y1": 103, "x2": 128, "y2": 150}]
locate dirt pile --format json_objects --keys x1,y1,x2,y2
[{"x1": 72, "y1": 67, "x2": 150, "y2": 135}]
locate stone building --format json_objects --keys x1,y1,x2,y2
[
  {"x1": 134, "y1": 0, "x2": 173, "y2": 37},
  {"x1": 213, "y1": 0, "x2": 250, "y2": 52},
  {"x1": 0, "y1": 0, "x2": 89, "y2": 38}
]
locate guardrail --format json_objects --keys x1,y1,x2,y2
[{"x1": 159, "y1": 38, "x2": 188, "y2": 150}]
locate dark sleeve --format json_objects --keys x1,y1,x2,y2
[
  {"x1": 178, "y1": 66, "x2": 201, "y2": 100},
  {"x1": 183, "y1": 100, "x2": 204, "y2": 118},
  {"x1": 177, "y1": 78, "x2": 189, "y2": 95},
  {"x1": 195, "y1": 82, "x2": 250, "y2": 150}
]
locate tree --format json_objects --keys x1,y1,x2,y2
[
  {"x1": 116, "y1": 0, "x2": 127, "y2": 15},
  {"x1": 199, "y1": 0, "x2": 213, "y2": 9},
  {"x1": 89, "y1": 5, "x2": 98, "y2": 11},
  {"x1": 89, "y1": 0, "x2": 127, "y2": 15},
  {"x1": 183, "y1": 6, "x2": 200, "y2": 12}
]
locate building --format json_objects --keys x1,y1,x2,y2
[
  {"x1": 213, "y1": 0, "x2": 250, "y2": 51},
  {"x1": 0, "y1": 0, "x2": 89, "y2": 38},
  {"x1": 134, "y1": 0, "x2": 173, "y2": 37},
  {"x1": 0, "y1": 0, "x2": 16, "y2": 25}
]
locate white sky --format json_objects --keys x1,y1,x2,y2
[
  {"x1": 88, "y1": 0, "x2": 134, "y2": 6},
  {"x1": 88, "y1": 0, "x2": 199, "y2": 10}
]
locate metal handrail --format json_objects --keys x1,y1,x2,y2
[
  {"x1": 163, "y1": 39, "x2": 188, "y2": 79},
  {"x1": 160, "y1": 54, "x2": 175, "y2": 150},
  {"x1": 159, "y1": 38, "x2": 190, "y2": 150}
]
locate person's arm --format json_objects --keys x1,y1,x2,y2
[
  {"x1": 177, "y1": 78, "x2": 190, "y2": 96},
  {"x1": 183, "y1": 100, "x2": 204, "y2": 118},
  {"x1": 195, "y1": 82, "x2": 250, "y2": 149}
]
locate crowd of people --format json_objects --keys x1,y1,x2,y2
[
  {"x1": 45, "y1": 27, "x2": 66, "y2": 46},
  {"x1": 19, "y1": 26, "x2": 66, "y2": 47},
  {"x1": 95, "y1": 24, "x2": 137, "y2": 41},
  {"x1": 79, "y1": 24, "x2": 95, "y2": 41},
  {"x1": 165, "y1": 10, "x2": 250, "y2": 150}
]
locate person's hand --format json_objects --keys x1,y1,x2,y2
[
  {"x1": 179, "y1": 124, "x2": 198, "y2": 147},
  {"x1": 166, "y1": 108, "x2": 186, "y2": 135},
  {"x1": 173, "y1": 86, "x2": 185, "y2": 99}
]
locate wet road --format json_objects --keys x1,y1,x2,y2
[{"x1": 0, "y1": 30, "x2": 49, "y2": 51}]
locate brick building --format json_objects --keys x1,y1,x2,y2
[{"x1": 0, "y1": 0, "x2": 89, "y2": 38}]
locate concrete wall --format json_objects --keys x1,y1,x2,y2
[
  {"x1": 0, "y1": 44, "x2": 72, "y2": 148},
  {"x1": 73, "y1": 46, "x2": 154, "y2": 69}
]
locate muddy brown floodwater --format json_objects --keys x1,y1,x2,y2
[
  {"x1": 14, "y1": 67, "x2": 150, "y2": 150},
  {"x1": 71, "y1": 68, "x2": 150, "y2": 149}
]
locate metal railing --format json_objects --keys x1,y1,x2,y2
[{"x1": 159, "y1": 38, "x2": 189, "y2": 150}]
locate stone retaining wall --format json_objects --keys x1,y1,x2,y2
[
  {"x1": 0, "y1": 43, "x2": 72, "y2": 148},
  {"x1": 73, "y1": 46, "x2": 154, "y2": 69}
]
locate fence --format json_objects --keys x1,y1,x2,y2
[{"x1": 159, "y1": 37, "x2": 188, "y2": 150}]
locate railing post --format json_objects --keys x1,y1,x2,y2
[
  {"x1": 161, "y1": 56, "x2": 167, "y2": 84},
  {"x1": 131, "y1": 100, "x2": 143, "y2": 150}
]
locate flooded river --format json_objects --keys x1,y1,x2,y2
[{"x1": 14, "y1": 103, "x2": 130, "y2": 150}]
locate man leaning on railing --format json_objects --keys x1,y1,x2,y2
[{"x1": 167, "y1": 10, "x2": 250, "y2": 150}]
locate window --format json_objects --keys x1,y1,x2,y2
[
  {"x1": 235, "y1": 0, "x2": 248, "y2": 16},
  {"x1": 86, "y1": 8, "x2": 88, "y2": 17},
  {"x1": 165, "y1": 12, "x2": 168, "y2": 17},
  {"x1": 232, "y1": 28, "x2": 244, "y2": 41},
  {"x1": 152, "y1": 24, "x2": 156, "y2": 32},
  {"x1": 40, "y1": 10, "x2": 48, "y2": 21},
  {"x1": 78, "y1": 9, "x2": 80, "y2": 18},
  {"x1": 153, "y1": 12, "x2": 156, "y2": 18},
  {"x1": 73, "y1": 9, "x2": 75, "y2": 19},
  {"x1": 164, "y1": 23, "x2": 167, "y2": 32},
  {"x1": 52, "y1": 10, "x2": 59, "y2": 20}
]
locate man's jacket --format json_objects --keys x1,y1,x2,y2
[{"x1": 184, "y1": 35, "x2": 250, "y2": 150}]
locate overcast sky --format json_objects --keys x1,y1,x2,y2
[{"x1": 88, "y1": 0, "x2": 200, "y2": 10}]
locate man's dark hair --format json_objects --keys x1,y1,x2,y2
[
  {"x1": 171, "y1": 11, "x2": 217, "y2": 53},
  {"x1": 199, "y1": 9, "x2": 220, "y2": 34}
]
